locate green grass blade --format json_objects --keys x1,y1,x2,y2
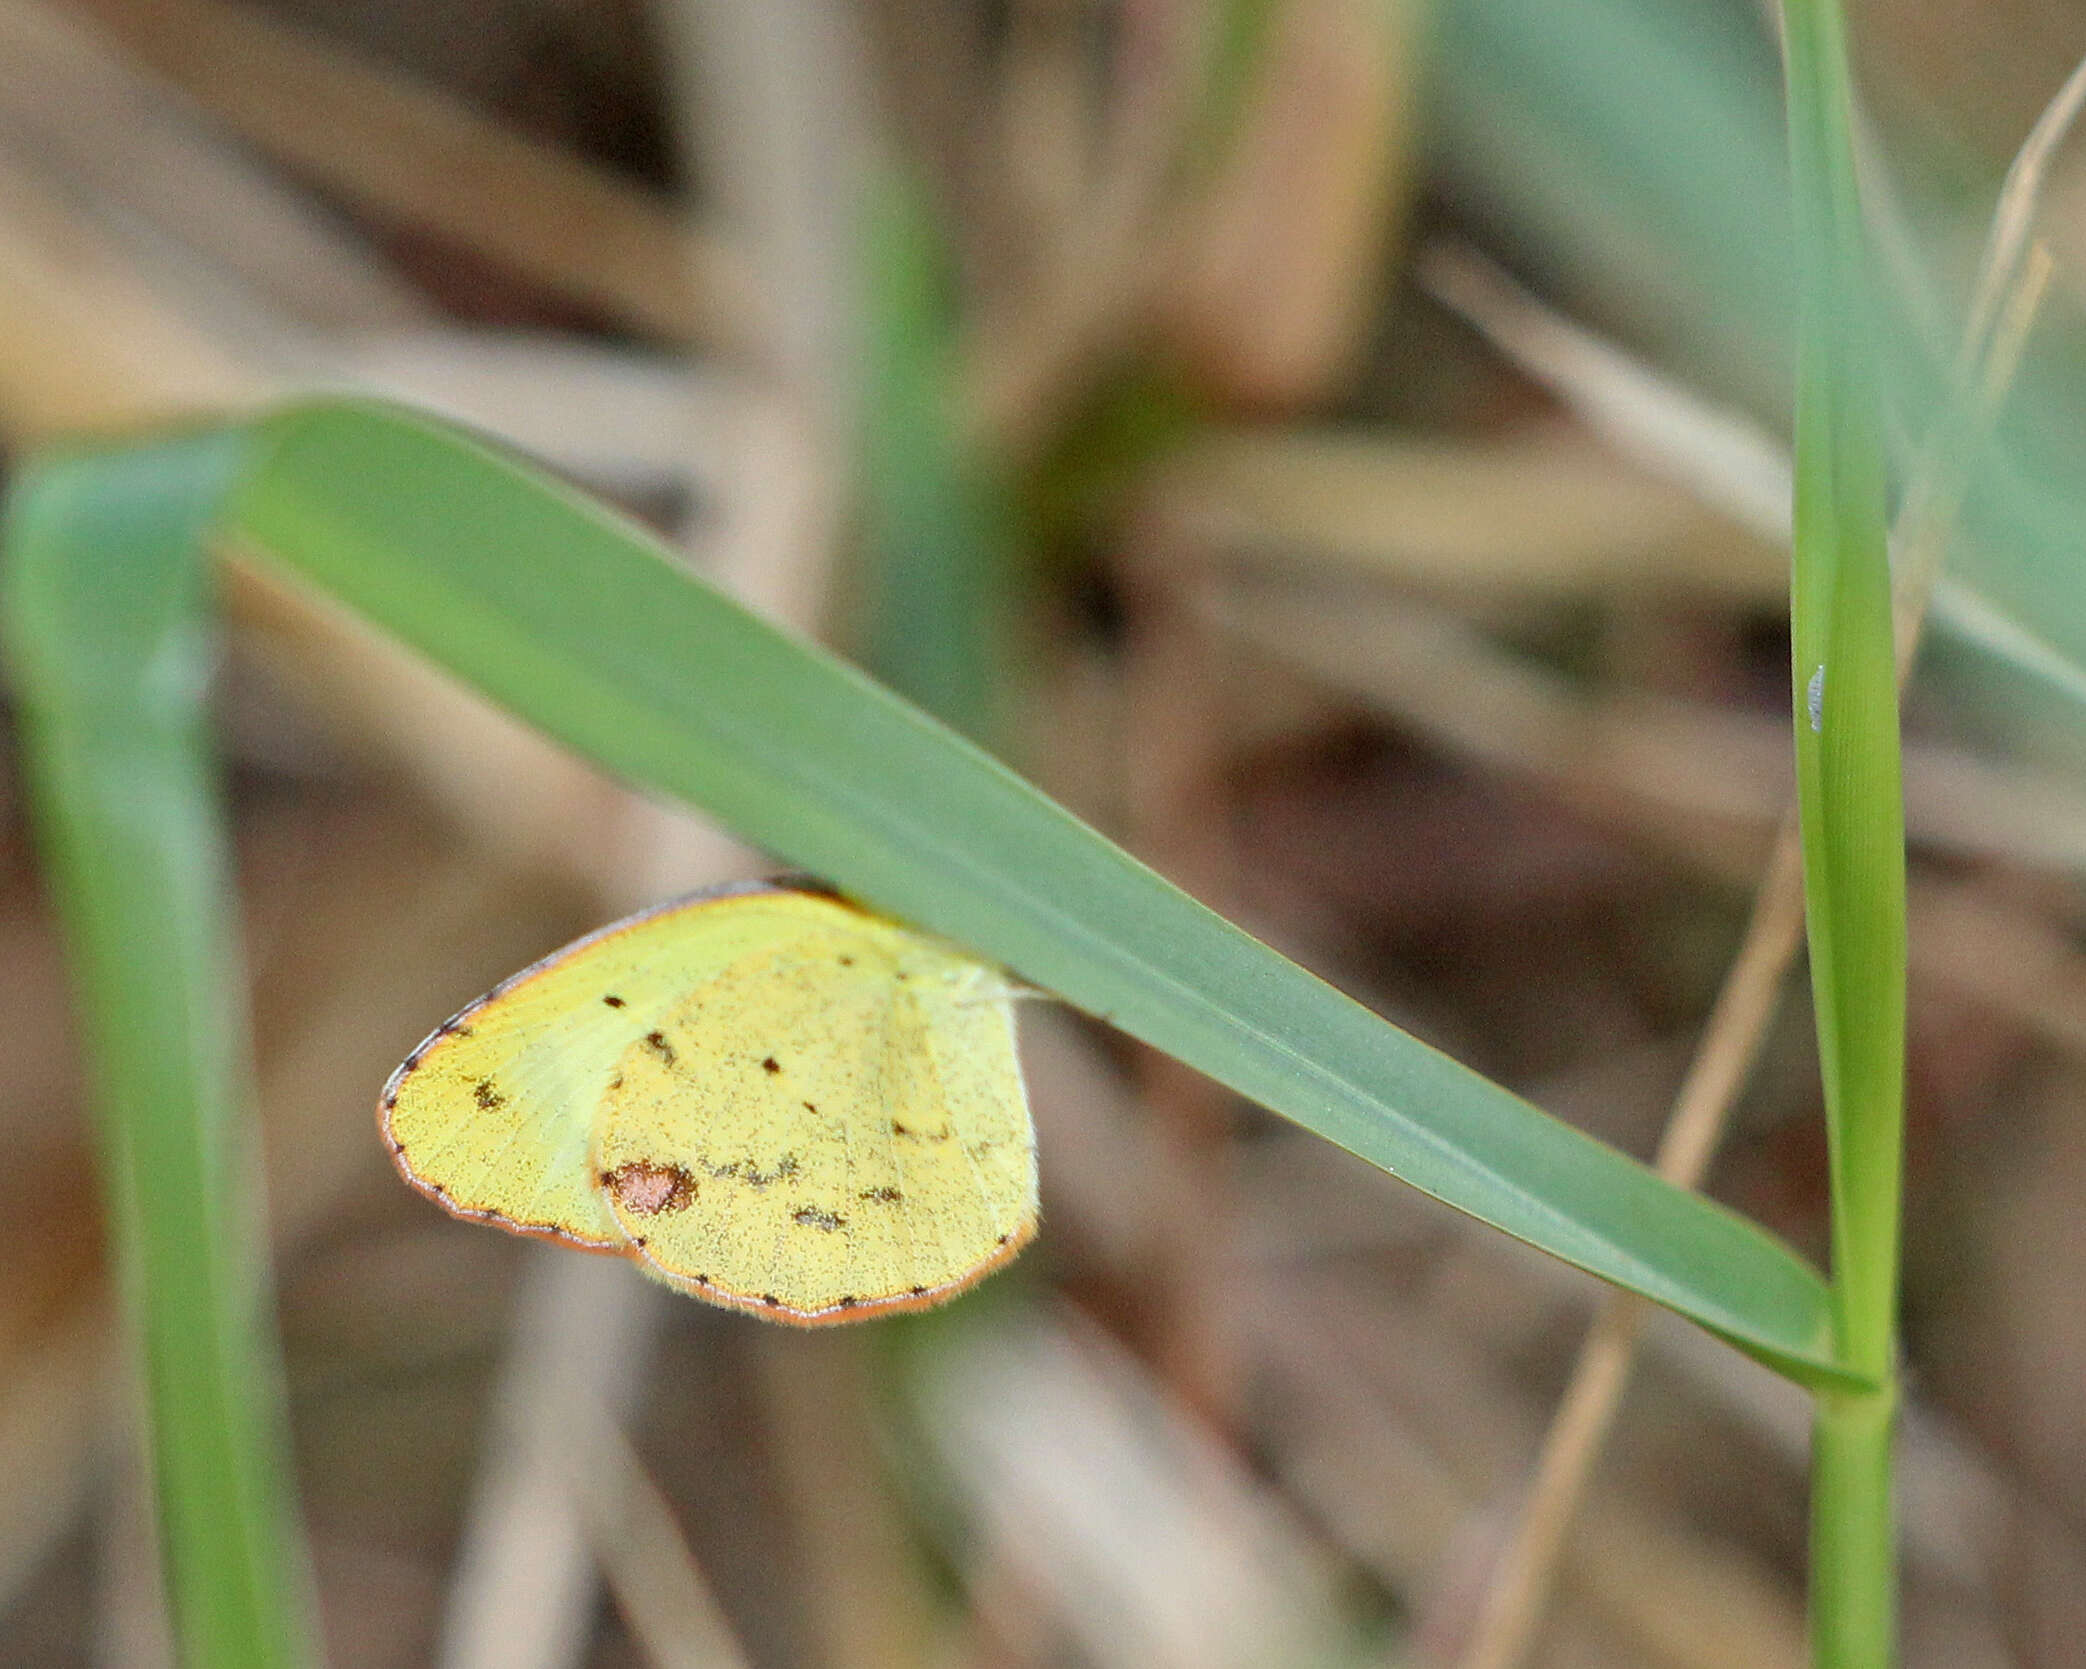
[
  {"x1": 1782, "y1": 0, "x2": 1906, "y2": 1391},
  {"x1": 1780, "y1": 0, "x2": 1908, "y2": 1658},
  {"x1": 0, "y1": 434, "x2": 319, "y2": 1669},
  {"x1": 224, "y1": 397, "x2": 1853, "y2": 1386}
]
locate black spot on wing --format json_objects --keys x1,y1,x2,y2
[{"x1": 701, "y1": 1152, "x2": 801, "y2": 1188}]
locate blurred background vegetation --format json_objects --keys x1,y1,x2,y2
[{"x1": 1, "y1": 0, "x2": 2084, "y2": 1665}]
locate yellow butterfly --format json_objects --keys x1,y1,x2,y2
[{"x1": 379, "y1": 881, "x2": 1036, "y2": 1323}]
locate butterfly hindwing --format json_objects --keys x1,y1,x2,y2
[{"x1": 594, "y1": 913, "x2": 1034, "y2": 1320}]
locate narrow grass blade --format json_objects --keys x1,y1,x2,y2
[
  {"x1": 1782, "y1": 1, "x2": 1907, "y2": 1378},
  {"x1": 1780, "y1": 0, "x2": 1909, "y2": 1658},
  {"x1": 0, "y1": 432, "x2": 318, "y2": 1669}
]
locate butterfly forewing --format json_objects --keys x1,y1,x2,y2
[{"x1": 382, "y1": 890, "x2": 833, "y2": 1248}]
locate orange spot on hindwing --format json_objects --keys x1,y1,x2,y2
[{"x1": 604, "y1": 1160, "x2": 696, "y2": 1215}]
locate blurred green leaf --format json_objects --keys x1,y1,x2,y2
[
  {"x1": 1, "y1": 433, "x2": 318, "y2": 1669},
  {"x1": 859, "y1": 163, "x2": 1014, "y2": 743},
  {"x1": 1438, "y1": 0, "x2": 2086, "y2": 750}
]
